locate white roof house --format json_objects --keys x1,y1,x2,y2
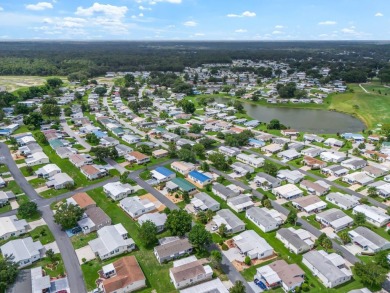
[
  {"x1": 191, "y1": 192, "x2": 220, "y2": 212},
  {"x1": 227, "y1": 195, "x2": 254, "y2": 213},
  {"x1": 343, "y1": 172, "x2": 374, "y2": 186},
  {"x1": 246, "y1": 207, "x2": 283, "y2": 232},
  {"x1": 277, "y1": 149, "x2": 301, "y2": 161},
  {"x1": 353, "y1": 205, "x2": 390, "y2": 227},
  {"x1": 46, "y1": 173, "x2": 74, "y2": 190},
  {"x1": 179, "y1": 278, "x2": 228, "y2": 293},
  {"x1": 302, "y1": 250, "x2": 352, "y2": 288},
  {"x1": 103, "y1": 182, "x2": 134, "y2": 201},
  {"x1": 276, "y1": 228, "x2": 315, "y2": 254},
  {"x1": 272, "y1": 184, "x2": 303, "y2": 200},
  {"x1": 0, "y1": 215, "x2": 28, "y2": 240},
  {"x1": 316, "y1": 208, "x2": 354, "y2": 232},
  {"x1": 25, "y1": 152, "x2": 49, "y2": 166},
  {"x1": 324, "y1": 138, "x2": 344, "y2": 147},
  {"x1": 277, "y1": 169, "x2": 304, "y2": 184},
  {"x1": 0, "y1": 237, "x2": 44, "y2": 268},
  {"x1": 291, "y1": 195, "x2": 327, "y2": 214},
  {"x1": 325, "y1": 192, "x2": 359, "y2": 210},
  {"x1": 233, "y1": 230, "x2": 273, "y2": 260},
  {"x1": 35, "y1": 164, "x2": 61, "y2": 178},
  {"x1": 348, "y1": 226, "x2": 390, "y2": 253},
  {"x1": 320, "y1": 151, "x2": 346, "y2": 163},
  {"x1": 88, "y1": 224, "x2": 135, "y2": 260},
  {"x1": 236, "y1": 153, "x2": 264, "y2": 168},
  {"x1": 120, "y1": 196, "x2": 156, "y2": 218},
  {"x1": 138, "y1": 213, "x2": 168, "y2": 232},
  {"x1": 212, "y1": 209, "x2": 245, "y2": 234}
]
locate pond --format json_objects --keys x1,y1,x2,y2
[{"x1": 213, "y1": 97, "x2": 365, "y2": 134}]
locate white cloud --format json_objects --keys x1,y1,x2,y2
[
  {"x1": 0, "y1": 6, "x2": 3, "y2": 12},
  {"x1": 136, "y1": 0, "x2": 181, "y2": 4},
  {"x1": 272, "y1": 30, "x2": 283, "y2": 35},
  {"x1": 341, "y1": 27, "x2": 356, "y2": 34},
  {"x1": 76, "y1": 3, "x2": 128, "y2": 18},
  {"x1": 235, "y1": 29, "x2": 247, "y2": 33},
  {"x1": 375, "y1": 12, "x2": 384, "y2": 17},
  {"x1": 318, "y1": 20, "x2": 337, "y2": 25},
  {"x1": 139, "y1": 13, "x2": 144, "y2": 17},
  {"x1": 194, "y1": 33, "x2": 205, "y2": 36},
  {"x1": 227, "y1": 11, "x2": 256, "y2": 18},
  {"x1": 275, "y1": 25, "x2": 284, "y2": 29},
  {"x1": 139, "y1": 6, "x2": 151, "y2": 11},
  {"x1": 183, "y1": 21, "x2": 197, "y2": 27},
  {"x1": 26, "y1": 2, "x2": 53, "y2": 11}
]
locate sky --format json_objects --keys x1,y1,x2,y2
[{"x1": 0, "y1": 0, "x2": 389, "y2": 40}]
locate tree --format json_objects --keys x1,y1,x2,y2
[
  {"x1": 23, "y1": 112, "x2": 43, "y2": 129},
  {"x1": 64, "y1": 107, "x2": 73, "y2": 117},
  {"x1": 263, "y1": 199, "x2": 272, "y2": 209},
  {"x1": 192, "y1": 144, "x2": 205, "y2": 158},
  {"x1": 197, "y1": 211, "x2": 208, "y2": 224},
  {"x1": 218, "y1": 223, "x2": 227, "y2": 238},
  {"x1": 263, "y1": 161, "x2": 278, "y2": 177},
  {"x1": 286, "y1": 210, "x2": 297, "y2": 225},
  {"x1": 368, "y1": 186, "x2": 378, "y2": 197},
  {"x1": 168, "y1": 142, "x2": 177, "y2": 158},
  {"x1": 46, "y1": 248, "x2": 56, "y2": 262},
  {"x1": 179, "y1": 100, "x2": 196, "y2": 114},
  {"x1": 41, "y1": 104, "x2": 61, "y2": 118},
  {"x1": 0, "y1": 255, "x2": 19, "y2": 292},
  {"x1": 354, "y1": 262, "x2": 387, "y2": 287},
  {"x1": 198, "y1": 138, "x2": 216, "y2": 149},
  {"x1": 339, "y1": 231, "x2": 351, "y2": 244},
  {"x1": 267, "y1": 119, "x2": 282, "y2": 130},
  {"x1": 17, "y1": 202, "x2": 38, "y2": 219},
  {"x1": 188, "y1": 224, "x2": 212, "y2": 252},
  {"x1": 139, "y1": 220, "x2": 158, "y2": 248},
  {"x1": 86, "y1": 133, "x2": 100, "y2": 144},
  {"x1": 165, "y1": 209, "x2": 192, "y2": 236},
  {"x1": 208, "y1": 153, "x2": 229, "y2": 171},
  {"x1": 54, "y1": 203, "x2": 83, "y2": 230},
  {"x1": 210, "y1": 250, "x2": 222, "y2": 269},
  {"x1": 229, "y1": 280, "x2": 246, "y2": 293},
  {"x1": 354, "y1": 212, "x2": 366, "y2": 225},
  {"x1": 25, "y1": 165, "x2": 34, "y2": 176},
  {"x1": 94, "y1": 87, "x2": 107, "y2": 97},
  {"x1": 244, "y1": 256, "x2": 251, "y2": 266},
  {"x1": 177, "y1": 148, "x2": 196, "y2": 163},
  {"x1": 233, "y1": 101, "x2": 244, "y2": 112},
  {"x1": 120, "y1": 171, "x2": 130, "y2": 184},
  {"x1": 322, "y1": 237, "x2": 333, "y2": 251},
  {"x1": 35, "y1": 132, "x2": 48, "y2": 145},
  {"x1": 189, "y1": 123, "x2": 203, "y2": 134},
  {"x1": 375, "y1": 250, "x2": 390, "y2": 269},
  {"x1": 46, "y1": 77, "x2": 63, "y2": 89},
  {"x1": 182, "y1": 191, "x2": 190, "y2": 203},
  {"x1": 200, "y1": 162, "x2": 209, "y2": 172}
]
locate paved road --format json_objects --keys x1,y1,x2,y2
[
  {"x1": 60, "y1": 110, "x2": 92, "y2": 152},
  {"x1": 0, "y1": 142, "x2": 87, "y2": 293},
  {"x1": 244, "y1": 148, "x2": 388, "y2": 210}
]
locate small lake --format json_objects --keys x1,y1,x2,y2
[{"x1": 213, "y1": 97, "x2": 365, "y2": 134}]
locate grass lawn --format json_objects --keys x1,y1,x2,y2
[
  {"x1": 0, "y1": 204, "x2": 11, "y2": 214},
  {"x1": 28, "y1": 225, "x2": 55, "y2": 245},
  {"x1": 29, "y1": 177, "x2": 46, "y2": 188},
  {"x1": 85, "y1": 188, "x2": 175, "y2": 293},
  {"x1": 12, "y1": 125, "x2": 31, "y2": 135},
  {"x1": 0, "y1": 164, "x2": 9, "y2": 173},
  {"x1": 4, "y1": 180, "x2": 23, "y2": 195},
  {"x1": 73, "y1": 144, "x2": 85, "y2": 150},
  {"x1": 327, "y1": 83, "x2": 390, "y2": 129},
  {"x1": 301, "y1": 214, "x2": 321, "y2": 229},
  {"x1": 28, "y1": 253, "x2": 66, "y2": 278},
  {"x1": 71, "y1": 232, "x2": 98, "y2": 249}
]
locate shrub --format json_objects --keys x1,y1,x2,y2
[
  {"x1": 301, "y1": 283, "x2": 309, "y2": 292},
  {"x1": 221, "y1": 244, "x2": 228, "y2": 251},
  {"x1": 244, "y1": 256, "x2": 251, "y2": 266}
]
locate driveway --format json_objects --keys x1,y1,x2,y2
[
  {"x1": 45, "y1": 241, "x2": 60, "y2": 254},
  {"x1": 27, "y1": 218, "x2": 46, "y2": 231},
  {"x1": 223, "y1": 247, "x2": 245, "y2": 263},
  {"x1": 75, "y1": 245, "x2": 96, "y2": 264}
]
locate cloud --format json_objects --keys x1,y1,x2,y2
[
  {"x1": 227, "y1": 11, "x2": 256, "y2": 18},
  {"x1": 25, "y1": 2, "x2": 53, "y2": 11},
  {"x1": 375, "y1": 12, "x2": 383, "y2": 17},
  {"x1": 318, "y1": 20, "x2": 337, "y2": 25},
  {"x1": 194, "y1": 33, "x2": 205, "y2": 36},
  {"x1": 136, "y1": 0, "x2": 181, "y2": 4},
  {"x1": 183, "y1": 21, "x2": 197, "y2": 27},
  {"x1": 235, "y1": 29, "x2": 247, "y2": 33},
  {"x1": 0, "y1": 6, "x2": 3, "y2": 12},
  {"x1": 341, "y1": 27, "x2": 356, "y2": 34},
  {"x1": 275, "y1": 25, "x2": 284, "y2": 29},
  {"x1": 139, "y1": 6, "x2": 151, "y2": 11},
  {"x1": 139, "y1": 13, "x2": 144, "y2": 17},
  {"x1": 76, "y1": 3, "x2": 128, "y2": 18},
  {"x1": 272, "y1": 30, "x2": 283, "y2": 35}
]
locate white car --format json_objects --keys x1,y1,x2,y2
[{"x1": 211, "y1": 225, "x2": 218, "y2": 231}]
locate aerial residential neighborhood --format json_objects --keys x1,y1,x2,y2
[{"x1": 1, "y1": 8, "x2": 390, "y2": 291}]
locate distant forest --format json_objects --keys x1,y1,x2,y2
[{"x1": 0, "y1": 41, "x2": 390, "y2": 80}]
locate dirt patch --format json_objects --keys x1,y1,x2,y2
[
  {"x1": 164, "y1": 192, "x2": 185, "y2": 204},
  {"x1": 233, "y1": 254, "x2": 278, "y2": 271},
  {"x1": 139, "y1": 193, "x2": 166, "y2": 212}
]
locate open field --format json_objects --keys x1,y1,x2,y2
[{"x1": 0, "y1": 76, "x2": 67, "y2": 92}]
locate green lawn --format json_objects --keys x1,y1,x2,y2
[
  {"x1": 4, "y1": 180, "x2": 23, "y2": 195},
  {"x1": 29, "y1": 177, "x2": 46, "y2": 188},
  {"x1": 0, "y1": 204, "x2": 11, "y2": 214},
  {"x1": 27, "y1": 253, "x2": 66, "y2": 278},
  {"x1": 28, "y1": 225, "x2": 55, "y2": 245},
  {"x1": 71, "y1": 232, "x2": 98, "y2": 249},
  {"x1": 84, "y1": 188, "x2": 176, "y2": 293}
]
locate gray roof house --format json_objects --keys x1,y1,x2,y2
[
  {"x1": 0, "y1": 237, "x2": 44, "y2": 268},
  {"x1": 46, "y1": 173, "x2": 74, "y2": 190},
  {"x1": 302, "y1": 250, "x2": 352, "y2": 288},
  {"x1": 120, "y1": 196, "x2": 156, "y2": 219},
  {"x1": 0, "y1": 216, "x2": 28, "y2": 240},
  {"x1": 276, "y1": 228, "x2": 314, "y2": 254},
  {"x1": 212, "y1": 209, "x2": 245, "y2": 234},
  {"x1": 191, "y1": 192, "x2": 220, "y2": 212},
  {"x1": 246, "y1": 207, "x2": 283, "y2": 232},
  {"x1": 77, "y1": 207, "x2": 111, "y2": 234},
  {"x1": 138, "y1": 213, "x2": 168, "y2": 232},
  {"x1": 254, "y1": 172, "x2": 281, "y2": 191},
  {"x1": 325, "y1": 192, "x2": 359, "y2": 210},
  {"x1": 233, "y1": 230, "x2": 273, "y2": 260},
  {"x1": 227, "y1": 195, "x2": 254, "y2": 213},
  {"x1": 89, "y1": 224, "x2": 135, "y2": 260},
  {"x1": 348, "y1": 226, "x2": 390, "y2": 253},
  {"x1": 154, "y1": 237, "x2": 193, "y2": 263},
  {"x1": 316, "y1": 208, "x2": 354, "y2": 232},
  {"x1": 212, "y1": 183, "x2": 240, "y2": 201}
]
